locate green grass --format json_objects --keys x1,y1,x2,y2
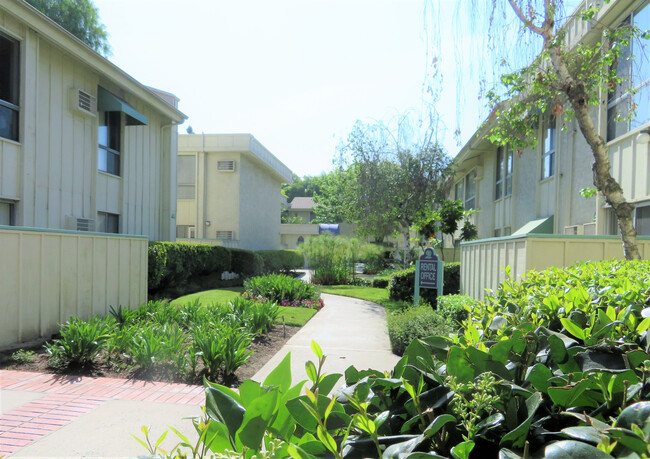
[
  {"x1": 171, "y1": 287, "x2": 317, "y2": 326},
  {"x1": 318, "y1": 285, "x2": 408, "y2": 312}
]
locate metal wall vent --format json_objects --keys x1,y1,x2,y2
[
  {"x1": 65, "y1": 215, "x2": 95, "y2": 232},
  {"x1": 70, "y1": 89, "x2": 97, "y2": 116},
  {"x1": 216, "y1": 230, "x2": 234, "y2": 239},
  {"x1": 217, "y1": 160, "x2": 236, "y2": 172}
]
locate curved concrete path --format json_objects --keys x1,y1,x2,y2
[
  {"x1": 252, "y1": 293, "x2": 400, "y2": 384},
  {"x1": 0, "y1": 292, "x2": 398, "y2": 457}
]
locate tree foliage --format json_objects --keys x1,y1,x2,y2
[
  {"x1": 318, "y1": 118, "x2": 453, "y2": 266},
  {"x1": 26, "y1": 0, "x2": 111, "y2": 56},
  {"x1": 282, "y1": 174, "x2": 325, "y2": 202}
]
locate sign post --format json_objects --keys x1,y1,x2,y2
[{"x1": 414, "y1": 247, "x2": 444, "y2": 305}]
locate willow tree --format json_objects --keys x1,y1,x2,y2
[{"x1": 426, "y1": 0, "x2": 648, "y2": 260}]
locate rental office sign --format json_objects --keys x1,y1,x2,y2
[{"x1": 414, "y1": 247, "x2": 444, "y2": 304}]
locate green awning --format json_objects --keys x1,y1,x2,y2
[
  {"x1": 511, "y1": 215, "x2": 554, "y2": 236},
  {"x1": 97, "y1": 87, "x2": 148, "y2": 126}
]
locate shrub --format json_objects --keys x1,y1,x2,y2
[
  {"x1": 244, "y1": 274, "x2": 317, "y2": 303},
  {"x1": 230, "y1": 248, "x2": 264, "y2": 277},
  {"x1": 257, "y1": 250, "x2": 304, "y2": 273},
  {"x1": 371, "y1": 276, "x2": 390, "y2": 289},
  {"x1": 388, "y1": 261, "x2": 461, "y2": 304},
  {"x1": 45, "y1": 316, "x2": 114, "y2": 367},
  {"x1": 436, "y1": 294, "x2": 476, "y2": 324},
  {"x1": 386, "y1": 302, "x2": 455, "y2": 355}
]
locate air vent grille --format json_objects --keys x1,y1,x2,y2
[
  {"x1": 70, "y1": 89, "x2": 97, "y2": 117},
  {"x1": 216, "y1": 230, "x2": 234, "y2": 239},
  {"x1": 65, "y1": 215, "x2": 95, "y2": 232},
  {"x1": 217, "y1": 160, "x2": 235, "y2": 172}
]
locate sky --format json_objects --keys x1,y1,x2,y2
[{"x1": 92, "y1": 0, "x2": 580, "y2": 178}]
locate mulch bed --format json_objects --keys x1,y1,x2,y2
[{"x1": 0, "y1": 324, "x2": 300, "y2": 388}]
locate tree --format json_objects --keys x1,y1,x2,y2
[
  {"x1": 427, "y1": 1, "x2": 648, "y2": 260},
  {"x1": 323, "y1": 118, "x2": 453, "y2": 267},
  {"x1": 26, "y1": 0, "x2": 111, "y2": 56},
  {"x1": 281, "y1": 174, "x2": 324, "y2": 202}
]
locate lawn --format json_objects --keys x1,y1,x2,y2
[
  {"x1": 318, "y1": 285, "x2": 408, "y2": 312},
  {"x1": 172, "y1": 287, "x2": 318, "y2": 327}
]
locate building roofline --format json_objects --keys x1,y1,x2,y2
[{"x1": 1, "y1": 0, "x2": 187, "y2": 123}]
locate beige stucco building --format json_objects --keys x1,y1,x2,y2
[
  {"x1": 0, "y1": 0, "x2": 185, "y2": 346},
  {"x1": 452, "y1": 0, "x2": 650, "y2": 298},
  {"x1": 176, "y1": 133, "x2": 293, "y2": 251}
]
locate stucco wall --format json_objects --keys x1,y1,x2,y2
[{"x1": 0, "y1": 226, "x2": 147, "y2": 348}]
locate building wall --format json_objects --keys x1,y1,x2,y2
[
  {"x1": 0, "y1": 8, "x2": 179, "y2": 241},
  {"x1": 204, "y1": 151, "x2": 241, "y2": 239},
  {"x1": 0, "y1": 226, "x2": 147, "y2": 347},
  {"x1": 239, "y1": 154, "x2": 282, "y2": 250}
]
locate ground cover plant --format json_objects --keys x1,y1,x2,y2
[
  {"x1": 138, "y1": 259, "x2": 650, "y2": 458},
  {"x1": 244, "y1": 274, "x2": 318, "y2": 304}
]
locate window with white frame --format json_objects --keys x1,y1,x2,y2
[
  {"x1": 0, "y1": 32, "x2": 19, "y2": 142},
  {"x1": 541, "y1": 115, "x2": 556, "y2": 179},
  {"x1": 495, "y1": 146, "x2": 513, "y2": 200},
  {"x1": 607, "y1": 3, "x2": 650, "y2": 141},
  {"x1": 454, "y1": 169, "x2": 477, "y2": 210},
  {"x1": 177, "y1": 155, "x2": 196, "y2": 199},
  {"x1": 636, "y1": 204, "x2": 650, "y2": 236},
  {"x1": 97, "y1": 212, "x2": 119, "y2": 233},
  {"x1": 98, "y1": 112, "x2": 121, "y2": 176}
]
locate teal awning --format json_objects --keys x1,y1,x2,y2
[
  {"x1": 511, "y1": 215, "x2": 554, "y2": 236},
  {"x1": 97, "y1": 87, "x2": 148, "y2": 126}
]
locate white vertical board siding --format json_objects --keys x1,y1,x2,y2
[
  {"x1": 0, "y1": 227, "x2": 147, "y2": 348},
  {"x1": 609, "y1": 135, "x2": 650, "y2": 202}
]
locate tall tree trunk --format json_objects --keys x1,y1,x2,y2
[
  {"x1": 507, "y1": 0, "x2": 641, "y2": 260},
  {"x1": 546, "y1": 48, "x2": 641, "y2": 260}
]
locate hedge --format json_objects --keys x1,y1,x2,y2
[
  {"x1": 388, "y1": 261, "x2": 460, "y2": 305},
  {"x1": 148, "y1": 242, "x2": 263, "y2": 296},
  {"x1": 256, "y1": 249, "x2": 304, "y2": 273},
  {"x1": 386, "y1": 302, "x2": 455, "y2": 355}
]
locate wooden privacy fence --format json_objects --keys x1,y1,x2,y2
[
  {"x1": 460, "y1": 234, "x2": 650, "y2": 300},
  {"x1": 0, "y1": 226, "x2": 148, "y2": 348}
]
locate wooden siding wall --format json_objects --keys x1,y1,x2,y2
[
  {"x1": 0, "y1": 10, "x2": 174, "y2": 241},
  {"x1": 461, "y1": 236, "x2": 650, "y2": 300},
  {"x1": 0, "y1": 227, "x2": 147, "y2": 348}
]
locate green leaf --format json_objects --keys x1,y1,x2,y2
[
  {"x1": 424, "y1": 414, "x2": 456, "y2": 436},
  {"x1": 237, "y1": 379, "x2": 262, "y2": 408},
  {"x1": 500, "y1": 392, "x2": 543, "y2": 448},
  {"x1": 305, "y1": 360, "x2": 318, "y2": 383},
  {"x1": 558, "y1": 426, "x2": 606, "y2": 444},
  {"x1": 317, "y1": 373, "x2": 342, "y2": 396},
  {"x1": 311, "y1": 341, "x2": 323, "y2": 360},
  {"x1": 617, "y1": 401, "x2": 650, "y2": 438},
  {"x1": 316, "y1": 425, "x2": 337, "y2": 454},
  {"x1": 263, "y1": 352, "x2": 292, "y2": 394},
  {"x1": 543, "y1": 440, "x2": 613, "y2": 458},
  {"x1": 235, "y1": 389, "x2": 279, "y2": 450},
  {"x1": 205, "y1": 386, "x2": 246, "y2": 449},
  {"x1": 353, "y1": 413, "x2": 376, "y2": 434},
  {"x1": 560, "y1": 318, "x2": 585, "y2": 341},
  {"x1": 446, "y1": 346, "x2": 474, "y2": 383},
  {"x1": 451, "y1": 440, "x2": 475, "y2": 459},
  {"x1": 525, "y1": 363, "x2": 553, "y2": 393}
]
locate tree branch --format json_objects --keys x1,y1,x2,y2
[{"x1": 507, "y1": 0, "x2": 544, "y2": 36}]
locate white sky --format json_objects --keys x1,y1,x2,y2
[
  {"x1": 93, "y1": 0, "x2": 579, "y2": 177},
  {"x1": 93, "y1": 0, "x2": 470, "y2": 177}
]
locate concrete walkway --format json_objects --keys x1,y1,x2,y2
[
  {"x1": 0, "y1": 293, "x2": 399, "y2": 457},
  {"x1": 252, "y1": 293, "x2": 400, "y2": 384}
]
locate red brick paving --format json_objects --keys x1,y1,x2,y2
[{"x1": 0, "y1": 369, "x2": 204, "y2": 454}]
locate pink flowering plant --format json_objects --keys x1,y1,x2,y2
[{"x1": 243, "y1": 274, "x2": 323, "y2": 310}]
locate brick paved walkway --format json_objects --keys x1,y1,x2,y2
[{"x1": 0, "y1": 370, "x2": 204, "y2": 456}]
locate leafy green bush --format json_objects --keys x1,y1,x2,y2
[
  {"x1": 45, "y1": 316, "x2": 114, "y2": 367},
  {"x1": 436, "y1": 294, "x2": 475, "y2": 324},
  {"x1": 244, "y1": 274, "x2": 317, "y2": 303},
  {"x1": 370, "y1": 276, "x2": 390, "y2": 288},
  {"x1": 230, "y1": 248, "x2": 265, "y2": 277},
  {"x1": 387, "y1": 302, "x2": 455, "y2": 355},
  {"x1": 257, "y1": 249, "x2": 304, "y2": 273},
  {"x1": 388, "y1": 261, "x2": 461, "y2": 304}
]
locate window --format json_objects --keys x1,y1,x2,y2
[
  {"x1": 176, "y1": 225, "x2": 195, "y2": 238},
  {"x1": 495, "y1": 146, "x2": 513, "y2": 200},
  {"x1": 636, "y1": 204, "x2": 650, "y2": 236},
  {"x1": 297, "y1": 236, "x2": 304, "y2": 245},
  {"x1": 607, "y1": 3, "x2": 650, "y2": 141},
  {"x1": 177, "y1": 155, "x2": 196, "y2": 199},
  {"x1": 97, "y1": 212, "x2": 119, "y2": 233},
  {"x1": 494, "y1": 228, "x2": 501, "y2": 237},
  {"x1": 454, "y1": 169, "x2": 477, "y2": 210},
  {"x1": 98, "y1": 112, "x2": 121, "y2": 175},
  {"x1": 0, "y1": 32, "x2": 19, "y2": 142},
  {"x1": 0, "y1": 201, "x2": 14, "y2": 225},
  {"x1": 541, "y1": 115, "x2": 556, "y2": 179}
]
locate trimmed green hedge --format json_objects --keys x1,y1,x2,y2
[
  {"x1": 387, "y1": 302, "x2": 455, "y2": 355},
  {"x1": 388, "y1": 262, "x2": 460, "y2": 305},
  {"x1": 256, "y1": 250, "x2": 304, "y2": 273},
  {"x1": 371, "y1": 276, "x2": 390, "y2": 289},
  {"x1": 148, "y1": 242, "x2": 263, "y2": 297}
]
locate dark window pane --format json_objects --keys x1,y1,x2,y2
[
  {"x1": 0, "y1": 34, "x2": 19, "y2": 106},
  {"x1": 637, "y1": 205, "x2": 650, "y2": 236},
  {"x1": 0, "y1": 104, "x2": 18, "y2": 141}
]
